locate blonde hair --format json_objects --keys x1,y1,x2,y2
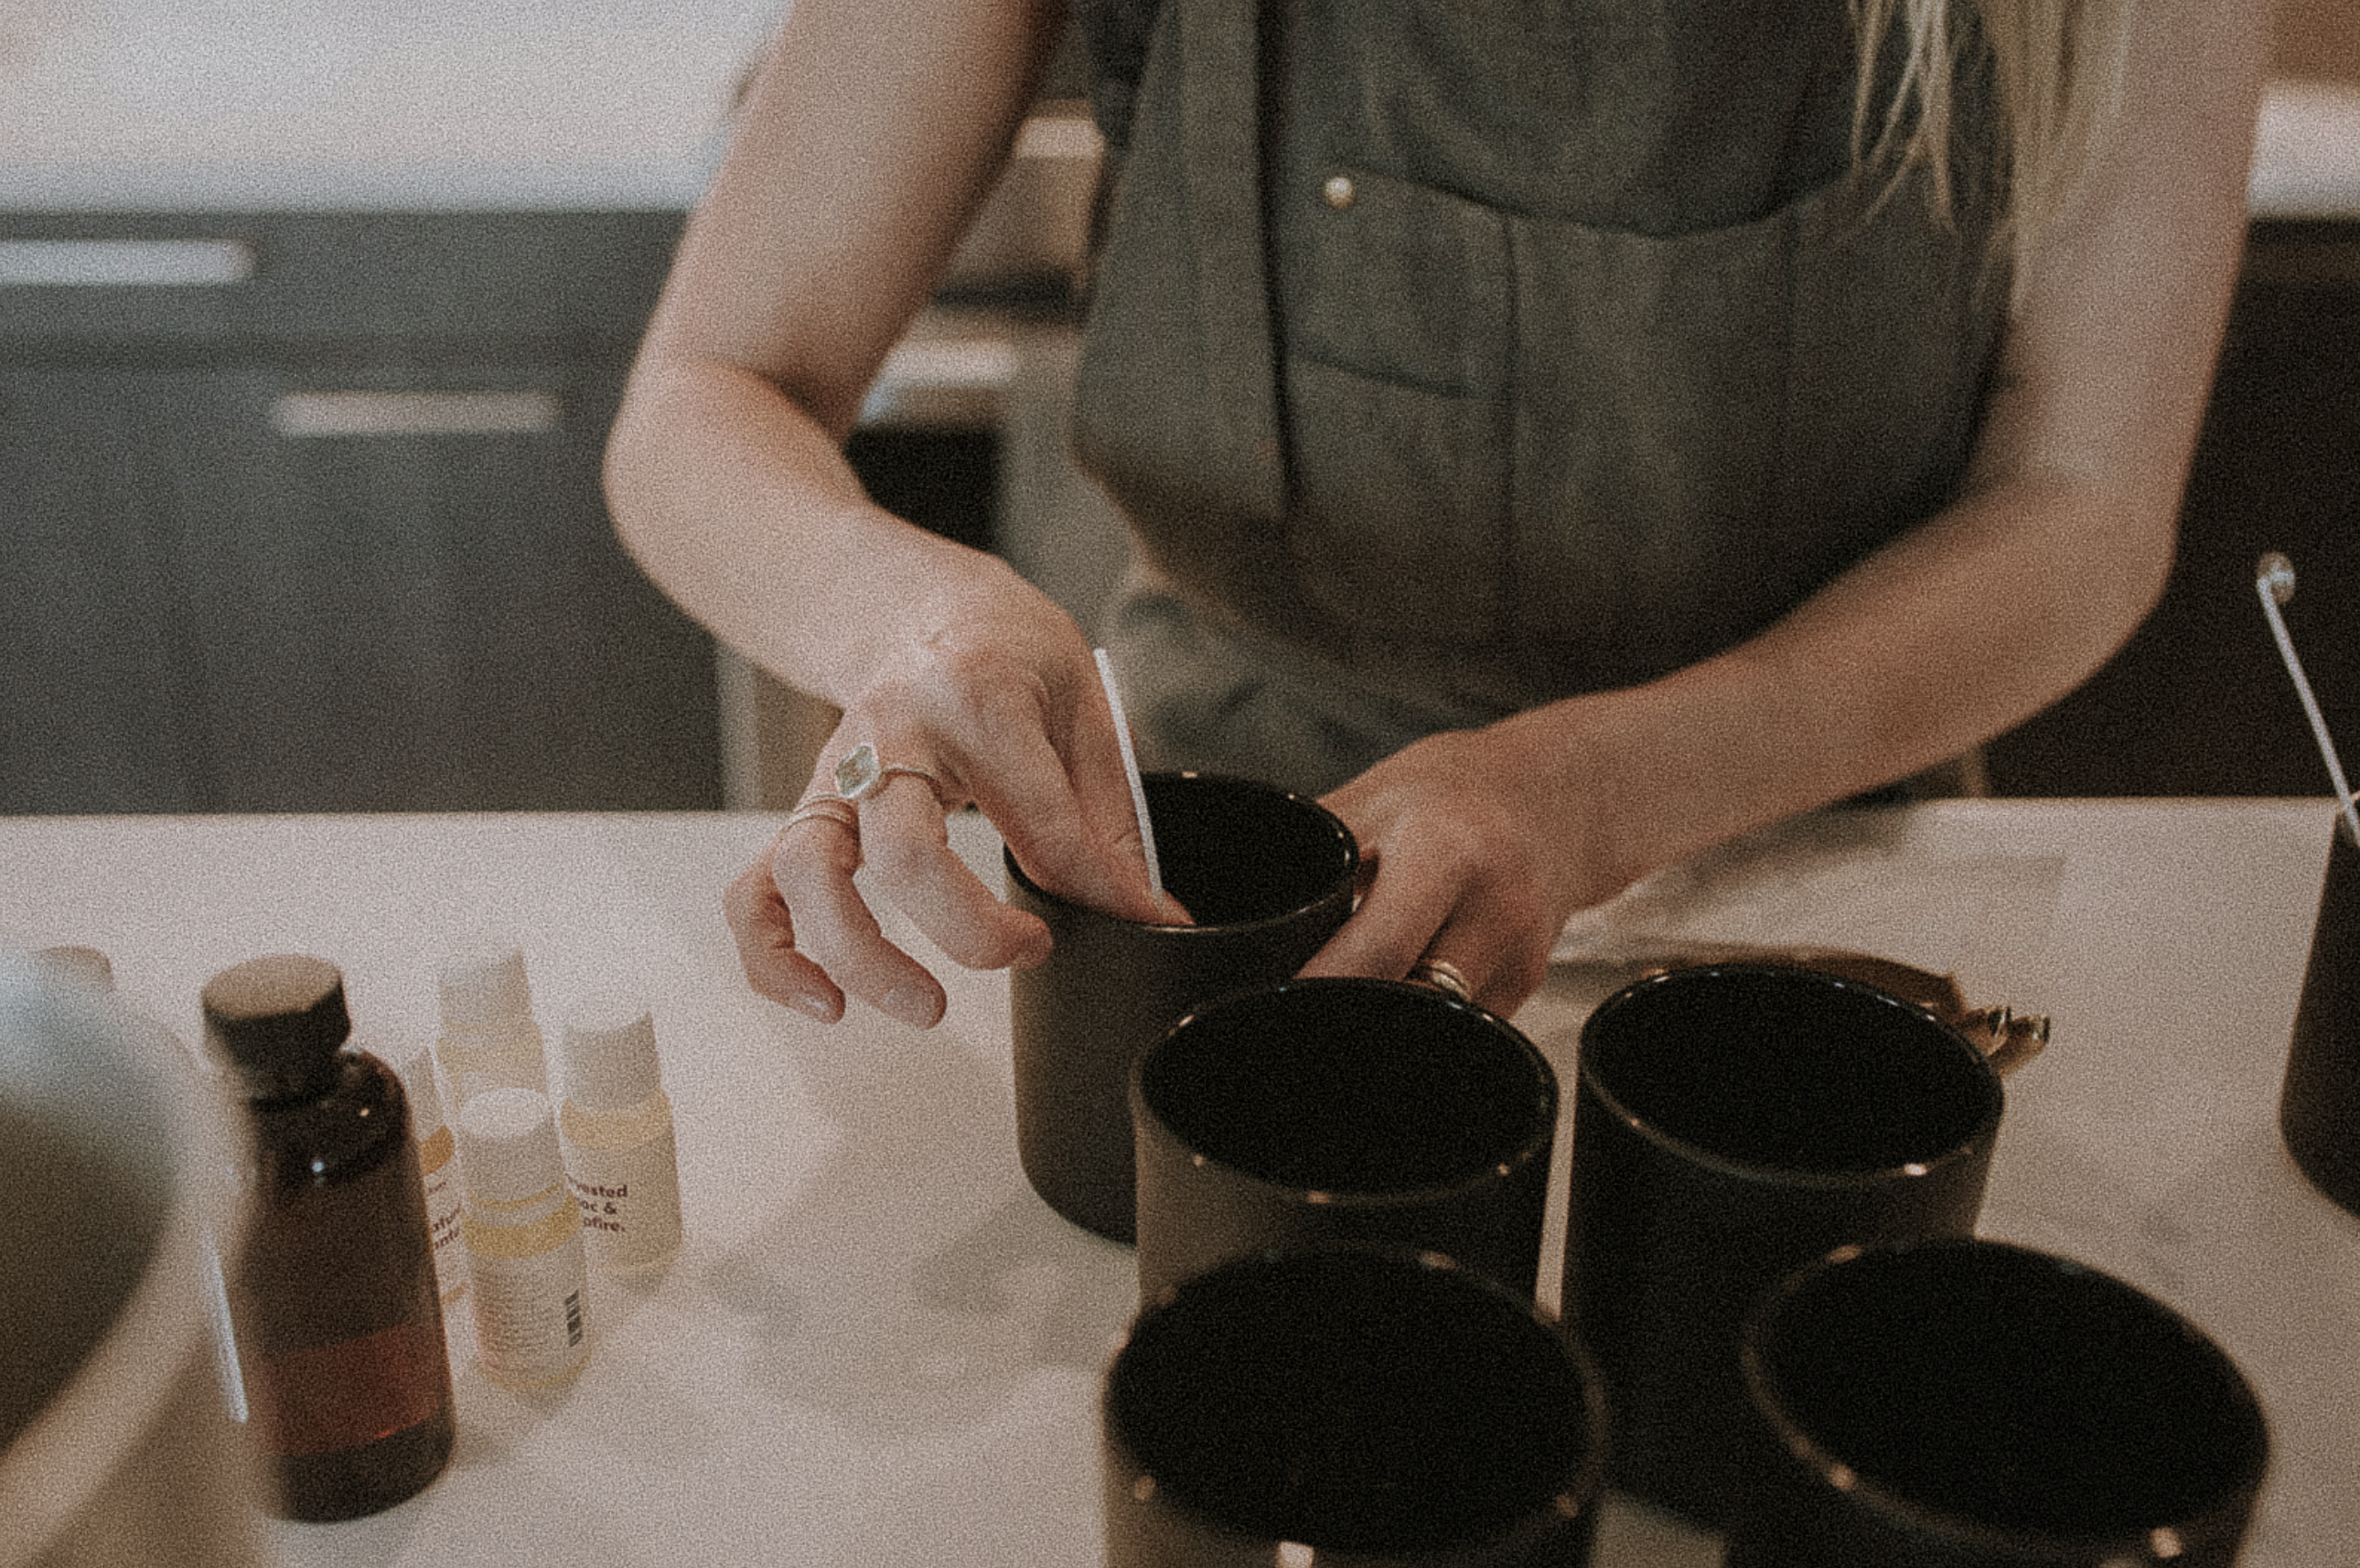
[{"x1": 1851, "y1": 0, "x2": 2132, "y2": 300}]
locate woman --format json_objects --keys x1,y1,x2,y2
[{"x1": 604, "y1": 0, "x2": 2263, "y2": 1026}]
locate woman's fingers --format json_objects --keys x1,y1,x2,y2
[
  {"x1": 767, "y1": 798, "x2": 951, "y2": 1028},
  {"x1": 1303, "y1": 835, "x2": 1553, "y2": 1015},
  {"x1": 1296, "y1": 833, "x2": 1544, "y2": 1014},
  {"x1": 722, "y1": 557, "x2": 1191, "y2": 1027},
  {"x1": 983, "y1": 697, "x2": 1178, "y2": 926},
  {"x1": 726, "y1": 798, "x2": 1014, "y2": 1031},
  {"x1": 853, "y1": 771, "x2": 1053, "y2": 972},
  {"x1": 721, "y1": 837, "x2": 847, "y2": 1020},
  {"x1": 749, "y1": 711, "x2": 1151, "y2": 1029},
  {"x1": 1304, "y1": 726, "x2": 1586, "y2": 1017},
  {"x1": 1296, "y1": 837, "x2": 1460, "y2": 985}
]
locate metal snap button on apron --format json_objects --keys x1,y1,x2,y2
[{"x1": 1322, "y1": 173, "x2": 1356, "y2": 209}]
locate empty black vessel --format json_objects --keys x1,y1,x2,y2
[
  {"x1": 1731, "y1": 1237, "x2": 2269, "y2": 1567},
  {"x1": 1103, "y1": 1245, "x2": 1609, "y2": 1566},
  {"x1": 1131, "y1": 976, "x2": 1557, "y2": 1305},
  {"x1": 1005, "y1": 772, "x2": 1356, "y2": 1242},
  {"x1": 1561, "y1": 964, "x2": 2003, "y2": 1529},
  {"x1": 2280, "y1": 811, "x2": 2360, "y2": 1216}
]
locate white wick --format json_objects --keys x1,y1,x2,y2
[
  {"x1": 2256, "y1": 552, "x2": 2360, "y2": 845},
  {"x1": 1094, "y1": 648, "x2": 1165, "y2": 906}
]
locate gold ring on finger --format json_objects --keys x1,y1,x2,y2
[{"x1": 1407, "y1": 957, "x2": 1474, "y2": 1004}]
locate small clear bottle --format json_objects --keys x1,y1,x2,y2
[
  {"x1": 556, "y1": 992, "x2": 685, "y2": 1275},
  {"x1": 392, "y1": 1039, "x2": 467, "y2": 1308},
  {"x1": 202, "y1": 953, "x2": 456, "y2": 1521},
  {"x1": 457, "y1": 1087, "x2": 591, "y2": 1388},
  {"x1": 434, "y1": 936, "x2": 549, "y2": 1107}
]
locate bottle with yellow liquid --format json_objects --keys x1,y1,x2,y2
[
  {"x1": 456, "y1": 1087, "x2": 590, "y2": 1388},
  {"x1": 555, "y1": 992, "x2": 684, "y2": 1276}
]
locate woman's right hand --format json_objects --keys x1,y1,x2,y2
[
  {"x1": 723, "y1": 550, "x2": 1183, "y2": 1028},
  {"x1": 597, "y1": 0, "x2": 1171, "y2": 1024}
]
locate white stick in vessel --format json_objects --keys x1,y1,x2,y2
[{"x1": 1093, "y1": 648, "x2": 1165, "y2": 906}]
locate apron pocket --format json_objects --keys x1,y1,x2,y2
[
  {"x1": 1288, "y1": 165, "x2": 1511, "y2": 395},
  {"x1": 1282, "y1": 165, "x2": 1513, "y2": 641},
  {"x1": 1286, "y1": 355, "x2": 1511, "y2": 643},
  {"x1": 1503, "y1": 166, "x2": 1998, "y2": 686}
]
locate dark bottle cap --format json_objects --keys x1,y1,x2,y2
[{"x1": 202, "y1": 954, "x2": 351, "y2": 1098}]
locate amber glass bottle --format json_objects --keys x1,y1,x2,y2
[{"x1": 203, "y1": 954, "x2": 456, "y2": 1521}]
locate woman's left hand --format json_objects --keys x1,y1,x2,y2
[
  {"x1": 1295, "y1": 0, "x2": 2268, "y2": 1015},
  {"x1": 1299, "y1": 708, "x2": 1640, "y2": 1017}
]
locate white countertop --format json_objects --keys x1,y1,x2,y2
[
  {"x1": 2, "y1": 798, "x2": 2355, "y2": 1565},
  {"x1": 0, "y1": 2, "x2": 2352, "y2": 217}
]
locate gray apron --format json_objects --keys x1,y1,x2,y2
[{"x1": 1076, "y1": 0, "x2": 2006, "y2": 796}]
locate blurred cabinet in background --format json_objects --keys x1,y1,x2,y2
[{"x1": 0, "y1": 210, "x2": 723, "y2": 812}]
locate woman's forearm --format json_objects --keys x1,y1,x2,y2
[
  {"x1": 604, "y1": 352, "x2": 1014, "y2": 709},
  {"x1": 601, "y1": 0, "x2": 1068, "y2": 704},
  {"x1": 1549, "y1": 470, "x2": 2177, "y2": 891}
]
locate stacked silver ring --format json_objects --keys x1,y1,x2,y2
[
  {"x1": 1407, "y1": 958, "x2": 1474, "y2": 1004},
  {"x1": 778, "y1": 796, "x2": 860, "y2": 835}
]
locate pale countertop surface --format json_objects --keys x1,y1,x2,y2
[
  {"x1": 0, "y1": 1, "x2": 2353, "y2": 215},
  {"x1": 1, "y1": 799, "x2": 2355, "y2": 1566}
]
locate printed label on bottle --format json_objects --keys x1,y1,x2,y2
[
  {"x1": 418, "y1": 1126, "x2": 468, "y2": 1305},
  {"x1": 563, "y1": 1122, "x2": 683, "y2": 1272},
  {"x1": 466, "y1": 1214, "x2": 590, "y2": 1386}
]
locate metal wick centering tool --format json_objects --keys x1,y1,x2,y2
[{"x1": 2256, "y1": 552, "x2": 2360, "y2": 847}]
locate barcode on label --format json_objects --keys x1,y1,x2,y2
[{"x1": 564, "y1": 1291, "x2": 584, "y2": 1347}]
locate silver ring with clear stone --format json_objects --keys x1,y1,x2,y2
[{"x1": 831, "y1": 742, "x2": 948, "y2": 808}]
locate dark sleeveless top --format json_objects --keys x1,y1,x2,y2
[{"x1": 1071, "y1": 0, "x2": 2007, "y2": 719}]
